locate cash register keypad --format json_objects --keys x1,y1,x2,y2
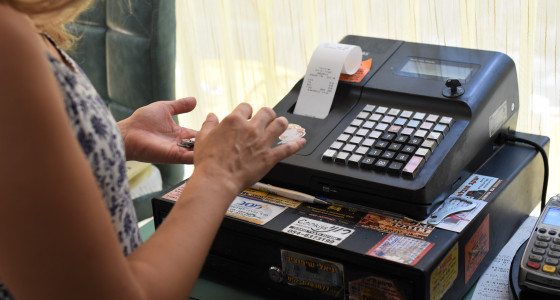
[{"x1": 322, "y1": 104, "x2": 454, "y2": 179}]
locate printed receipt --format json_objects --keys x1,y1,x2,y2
[{"x1": 293, "y1": 43, "x2": 362, "y2": 119}]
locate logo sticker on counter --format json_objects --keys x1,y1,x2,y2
[
  {"x1": 358, "y1": 211, "x2": 435, "y2": 239},
  {"x1": 226, "y1": 195, "x2": 287, "y2": 225},
  {"x1": 282, "y1": 217, "x2": 355, "y2": 246},
  {"x1": 454, "y1": 174, "x2": 504, "y2": 201},
  {"x1": 367, "y1": 235, "x2": 434, "y2": 266},
  {"x1": 282, "y1": 250, "x2": 344, "y2": 297}
]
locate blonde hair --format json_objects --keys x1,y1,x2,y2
[{"x1": 1, "y1": 0, "x2": 93, "y2": 49}]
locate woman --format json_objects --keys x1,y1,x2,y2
[{"x1": 0, "y1": 0, "x2": 305, "y2": 299}]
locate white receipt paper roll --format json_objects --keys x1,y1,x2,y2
[{"x1": 293, "y1": 43, "x2": 362, "y2": 119}]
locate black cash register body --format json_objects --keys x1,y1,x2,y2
[
  {"x1": 263, "y1": 35, "x2": 519, "y2": 219},
  {"x1": 153, "y1": 36, "x2": 547, "y2": 300}
]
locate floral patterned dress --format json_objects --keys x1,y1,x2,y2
[{"x1": 0, "y1": 41, "x2": 142, "y2": 299}]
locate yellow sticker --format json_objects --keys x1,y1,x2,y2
[{"x1": 430, "y1": 243, "x2": 458, "y2": 300}]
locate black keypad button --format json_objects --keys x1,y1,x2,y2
[
  {"x1": 373, "y1": 159, "x2": 389, "y2": 171},
  {"x1": 381, "y1": 133, "x2": 396, "y2": 141},
  {"x1": 388, "y1": 143, "x2": 402, "y2": 152},
  {"x1": 381, "y1": 151, "x2": 396, "y2": 160},
  {"x1": 401, "y1": 145, "x2": 416, "y2": 154},
  {"x1": 367, "y1": 149, "x2": 383, "y2": 157},
  {"x1": 395, "y1": 153, "x2": 410, "y2": 162},
  {"x1": 409, "y1": 137, "x2": 423, "y2": 146},
  {"x1": 360, "y1": 157, "x2": 375, "y2": 170},
  {"x1": 387, "y1": 162, "x2": 403, "y2": 175},
  {"x1": 374, "y1": 140, "x2": 389, "y2": 149},
  {"x1": 395, "y1": 135, "x2": 409, "y2": 143}
]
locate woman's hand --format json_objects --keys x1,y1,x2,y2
[
  {"x1": 191, "y1": 103, "x2": 306, "y2": 197},
  {"x1": 118, "y1": 97, "x2": 198, "y2": 164}
]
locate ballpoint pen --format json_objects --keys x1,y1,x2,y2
[{"x1": 250, "y1": 182, "x2": 330, "y2": 205}]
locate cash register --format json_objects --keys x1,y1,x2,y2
[
  {"x1": 263, "y1": 35, "x2": 520, "y2": 220},
  {"x1": 152, "y1": 36, "x2": 549, "y2": 299}
]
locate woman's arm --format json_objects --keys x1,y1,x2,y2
[
  {"x1": 129, "y1": 105, "x2": 304, "y2": 298},
  {"x1": 0, "y1": 5, "x2": 304, "y2": 300},
  {"x1": 0, "y1": 6, "x2": 145, "y2": 298}
]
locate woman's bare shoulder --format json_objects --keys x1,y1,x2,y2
[{"x1": 0, "y1": 5, "x2": 38, "y2": 46}]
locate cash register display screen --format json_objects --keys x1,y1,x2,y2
[
  {"x1": 398, "y1": 57, "x2": 478, "y2": 81},
  {"x1": 543, "y1": 207, "x2": 560, "y2": 226}
]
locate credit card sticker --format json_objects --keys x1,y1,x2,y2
[{"x1": 226, "y1": 196, "x2": 287, "y2": 225}]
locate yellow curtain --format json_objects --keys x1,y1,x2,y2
[{"x1": 176, "y1": 0, "x2": 559, "y2": 198}]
